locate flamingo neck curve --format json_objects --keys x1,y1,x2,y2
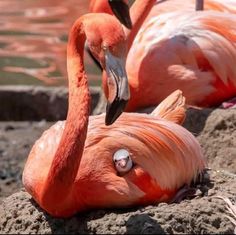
[
  {"x1": 41, "y1": 18, "x2": 90, "y2": 207},
  {"x1": 89, "y1": 0, "x2": 113, "y2": 14},
  {"x1": 126, "y1": 0, "x2": 156, "y2": 51}
]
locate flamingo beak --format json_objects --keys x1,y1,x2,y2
[
  {"x1": 105, "y1": 50, "x2": 130, "y2": 125},
  {"x1": 108, "y1": 0, "x2": 132, "y2": 29}
]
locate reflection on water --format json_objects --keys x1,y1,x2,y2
[{"x1": 0, "y1": 0, "x2": 100, "y2": 86}]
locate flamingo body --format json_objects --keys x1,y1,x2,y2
[
  {"x1": 126, "y1": 10, "x2": 236, "y2": 110},
  {"x1": 23, "y1": 12, "x2": 205, "y2": 218},
  {"x1": 89, "y1": 0, "x2": 236, "y2": 111},
  {"x1": 23, "y1": 100, "x2": 205, "y2": 217}
]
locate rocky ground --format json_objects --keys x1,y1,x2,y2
[{"x1": 0, "y1": 87, "x2": 235, "y2": 234}]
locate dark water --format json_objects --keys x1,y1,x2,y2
[{"x1": 0, "y1": 0, "x2": 100, "y2": 86}]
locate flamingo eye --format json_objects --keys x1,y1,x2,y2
[{"x1": 113, "y1": 149, "x2": 133, "y2": 175}]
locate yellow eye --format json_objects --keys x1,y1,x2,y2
[{"x1": 113, "y1": 149, "x2": 133, "y2": 175}]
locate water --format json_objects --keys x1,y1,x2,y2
[{"x1": 0, "y1": 0, "x2": 101, "y2": 87}]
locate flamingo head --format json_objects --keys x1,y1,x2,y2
[
  {"x1": 84, "y1": 14, "x2": 130, "y2": 125},
  {"x1": 108, "y1": 0, "x2": 132, "y2": 29},
  {"x1": 89, "y1": 0, "x2": 132, "y2": 29}
]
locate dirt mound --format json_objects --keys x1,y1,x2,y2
[
  {"x1": 0, "y1": 107, "x2": 235, "y2": 234},
  {"x1": 184, "y1": 108, "x2": 236, "y2": 174},
  {"x1": 0, "y1": 170, "x2": 235, "y2": 234}
]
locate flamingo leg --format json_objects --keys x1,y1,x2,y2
[
  {"x1": 221, "y1": 97, "x2": 236, "y2": 109},
  {"x1": 170, "y1": 170, "x2": 209, "y2": 203},
  {"x1": 169, "y1": 184, "x2": 198, "y2": 203},
  {"x1": 196, "y1": 0, "x2": 204, "y2": 11}
]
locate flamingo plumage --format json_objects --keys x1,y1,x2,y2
[
  {"x1": 89, "y1": 0, "x2": 114, "y2": 15},
  {"x1": 23, "y1": 13, "x2": 205, "y2": 218},
  {"x1": 89, "y1": 0, "x2": 236, "y2": 16},
  {"x1": 90, "y1": 0, "x2": 236, "y2": 111}
]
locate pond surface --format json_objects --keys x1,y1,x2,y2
[{"x1": 0, "y1": 0, "x2": 101, "y2": 86}]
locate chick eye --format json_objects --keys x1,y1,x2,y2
[{"x1": 113, "y1": 149, "x2": 133, "y2": 175}]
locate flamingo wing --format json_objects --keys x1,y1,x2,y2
[
  {"x1": 24, "y1": 106, "x2": 205, "y2": 210},
  {"x1": 151, "y1": 89, "x2": 186, "y2": 124},
  {"x1": 85, "y1": 110, "x2": 205, "y2": 205}
]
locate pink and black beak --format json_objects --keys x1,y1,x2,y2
[
  {"x1": 105, "y1": 50, "x2": 130, "y2": 126},
  {"x1": 108, "y1": 0, "x2": 132, "y2": 29}
]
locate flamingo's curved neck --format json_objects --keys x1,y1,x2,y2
[
  {"x1": 41, "y1": 19, "x2": 90, "y2": 205},
  {"x1": 125, "y1": 0, "x2": 156, "y2": 51}
]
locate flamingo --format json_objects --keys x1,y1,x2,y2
[
  {"x1": 87, "y1": 0, "x2": 132, "y2": 71},
  {"x1": 23, "y1": 13, "x2": 206, "y2": 218},
  {"x1": 90, "y1": 0, "x2": 236, "y2": 111},
  {"x1": 89, "y1": 0, "x2": 132, "y2": 29}
]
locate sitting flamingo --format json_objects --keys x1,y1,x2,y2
[
  {"x1": 23, "y1": 13, "x2": 206, "y2": 218},
  {"x1": 90, "y1": 0, "x2": 236, "y2": 111}
]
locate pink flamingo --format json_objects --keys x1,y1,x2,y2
[
  {"x1": 90, "y1": 0, "x2": 236, "y2": 111},
  {"x1": 23, "y1": 13, "x2": 205, "y2": 218}
]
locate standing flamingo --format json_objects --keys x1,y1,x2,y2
[
  {"x1": 90, "y1": 0, "x2": 236, "y2": 111},
  {"x1": 23, "y1": 13, "x2": 205, "y2": 218}
]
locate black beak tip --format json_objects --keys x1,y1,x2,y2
[
  {"x1": 105, "y1": 99, "x2": 128, "y2": 126},
  {"x1": 105, "y1": 115, "x2": 114, "y2": 126},
  {"x1": 108, "y1": 0, "x2": 132, "y2": 29},
  {"x1": 123, "y1": 18, "x2": 132, "y2": 30}
]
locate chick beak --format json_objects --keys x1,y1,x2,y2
[
  {"x1": 108, "y1": 0, "x2": 132, "y2": 29},
  {"x1": 116, "y1": 158, "x2": 129, "y2": 168},
  {"x1": 105, "y1": 50, "x2": 130, "y2": 125}
]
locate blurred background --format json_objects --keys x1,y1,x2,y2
[{"x1": 0, "y1": 0, "x2": 101, "y2": 87}]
